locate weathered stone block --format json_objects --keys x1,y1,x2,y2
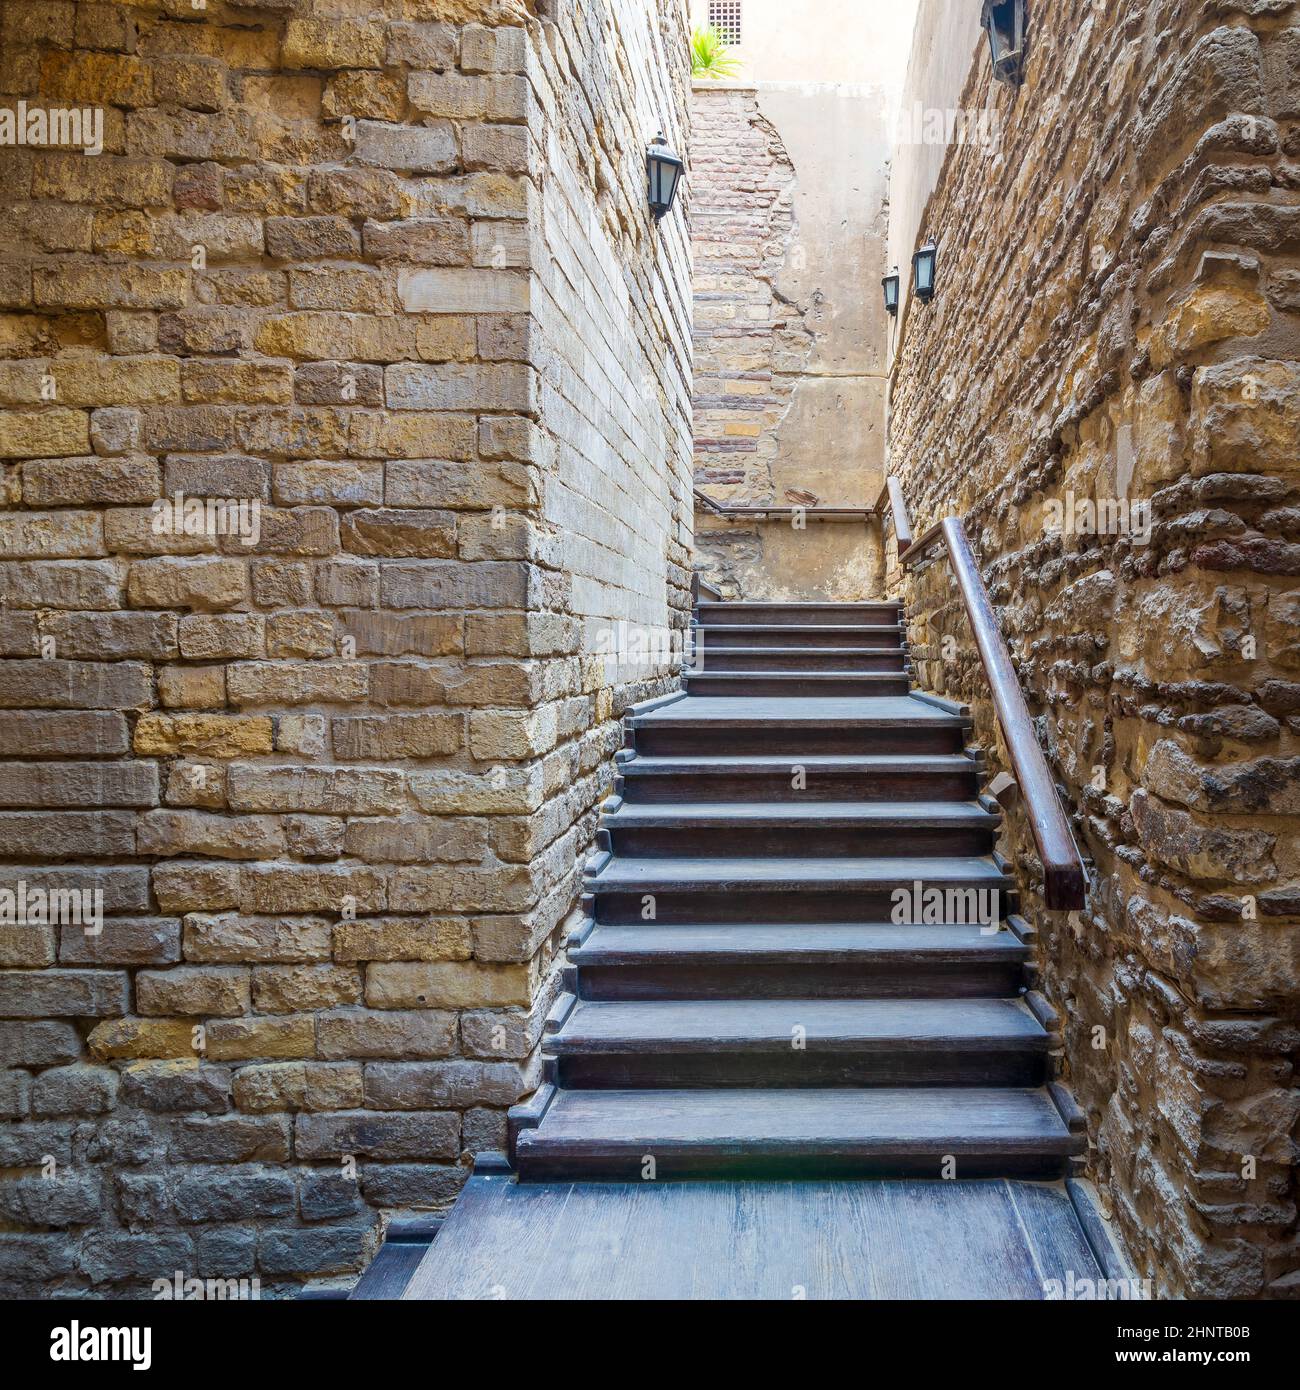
[
  {"x1": 238, "y1": 864, "x2": 386, "y2": 916},
  {"x1": 0, "y1": 510, "x2": 102, "y2": 557},
  {"x1": 386, "y1": 21, "x2": 457, "y2": 68},
  {"x1": 331, "y1": 713, "x2": 463, "y2": 760},
  {"x1": 354, "y1": 120, "x2": 457, "y2": 174},
  {"x1": 40, "y1": 611, "x2": 178, "y2": 660},
  {"x1": 0, "y1": 711, "x2": 127, "y2": 756},
  {"x1": 127, "y1": 557, "x2": 249, "y2": 611},
  {"x1": 176, "y1": 1166, "x2": 295, "y2": 1223},
  {"x1": 152, "y1": 861, "x2": 240, "y2": 915},
  {"x1": 340, "y1": 507, "x2": 457, "y2": 558},
  {"x1": 59, "y1": 917, "x2": 181, "y2": 966},
  {"x1": 226, "y1": 764, "x2": 407, "y2": 816},
  {"x1": 460, "y1": 23, "x2": 527, "y2": 74},
  {"x1": 396, "y1": 266, "x2": 528, "y2": 314},
  {"x1": 136, "y1": 966, "x2": 250, "y2": 1018},
  {"x1": 332, "y1": 916, "x2": 471, "y2": 964},
  {"x1": 87, "y1": 1016, "x2": 196, "y2": 1061},
  {"x1": 385, "y1": 458, "x2": 536, "y2": 509},
  {"x1": 363, "y1": 1059, "x2": 532, "y2": 1110},
  {"x1": 137, "y1": 810, "x2": 285, "y2": 861},
  {"x1": 24, "y1": 454, "x2": 159, "y2": 504},
  {"x1": 0, "y1": 922, "x2": 54, "y2": 968},
  {"x1": 359, "y1": 1162, "x2": 466, "y2": 1208},
  {"x1": 366, "y1": 960, "x2": 531, "y2": 1010},
  {"x1": 0, "y1": 760, "x2": 157, "y2": 808},
  {"x1": 299, "y1": 1168, "x2": 361, "y2": 1221},
  {"x1": 0, "y1": 1020, "x2": 82, "y2": 1067},
  {"x1": 183, "y1": 913, "x2": 332, "y2": 965},
  {"x1": 120, "y1": 1058, "x2": 231, "y2": 1113},
  {"x1": 257, "y1": 1224, "x2": 371, "y2": 1275},
  {"x1": 226, "y1": 661, "x2": 368, "y2": 707},
  {"x1": 362, "y1": 216, "x2": 466, "y2": 264},
  {"x1": 170, "y1": 1115, "x2": 291, "y2": 1164},
  {"x1": 265, "y1": 610, "x2": 336, "y2": 658},
  {"x1": 342, "y1": 816, "x2": 486, "y2": 864},
  {"x1": 0, "y1": 968, "x2": 127, "y2": 1018},
  {"x1": 31, "y1": 1063, "x2": 119, "y2": 1116},
  {"x1": 206, "y1": 1015, "x2": 316, "y2": 1061},
  {"x1": 231, "y1": 1061, "x2": 362, "y2": 1114},
  {"x1": 379, "y1": 559, "x2": 529, "y2": 610},
  {"x1": 252, "y1": 964, "x2": 361, "y2": 1014},
  {"x1": 0, "y1": 559, "x2": 123, "y2": 610},
  {"x1": 316, "y1": 1008, "x2": 455, "y2": 1060},
  {"x1": 294, "y1": 1109, "x2": 459, "y2": 1161},
  {"x1": 282, "y1": 17, "x2": 385, "y2": 69},
  {"x1": 0, "y1": 1174, "x2": 102, "y2": 1228},
  {"x1": 274, "y1": 459, "x2": 383, "y2": 507}
]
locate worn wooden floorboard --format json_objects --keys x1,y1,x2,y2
[
  {"x1": 633, "y1": 695, "x2": 959, "y2": 726},
  {"x1": 403, "y1": 1174, "x2": 1101, "y2": 1301},
  {"x1": 555, "y1": 997, "x2": 1046, "y2": 1048}
]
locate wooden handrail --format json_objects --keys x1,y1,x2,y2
[
  {"x1": 886, "y1": 477, "x2": 913, "y2": 553},
  {"x1": 694, "y1": 487, "x2": 875, "y2": 520},
  {"x1": 874, "y1": 481, "x2": 1085, "y2": 910},
  {"x1": 873, "y1": 476, "x2": 914, "y2": 554},
  {"x1": 940, "y1": 517, "x2": 1086, "y2": 910}
]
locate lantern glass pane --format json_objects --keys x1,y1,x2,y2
[{"x1": 666, "y1": 162, "x2": 682, "y2": 204}]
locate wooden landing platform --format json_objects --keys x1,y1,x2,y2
[{"x1": 402, "y1": 1174, "x2": 1120, "y2": 1301}]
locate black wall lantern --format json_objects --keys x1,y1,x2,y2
[
  {"x1": 882, "y1": 267, "x2": 900, "y2": 317},
  {"x1": 647, "y1": 131, "x2": 684, "y2": 222},
  {"x1": 912, "y1": 240, "x2": 937, "y2": 303},
  {"x1": 981, "y1": 0, "x2": 1026, "y2": 86}
]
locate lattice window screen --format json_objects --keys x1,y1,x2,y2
[{"x1": 708, "y1": 0, "x2": 742, "y2": 45}]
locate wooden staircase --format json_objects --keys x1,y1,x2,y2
[{"x1": 508, "y1": 600, "x2": 1085, "y2": 1183}]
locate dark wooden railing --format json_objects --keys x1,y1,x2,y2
[
  {"x1": 875, "y1": 482, "x2": 1086, "y2": 911},
  {"x1": 693, "y1": 486, "x2": 875, "y2": 521}
]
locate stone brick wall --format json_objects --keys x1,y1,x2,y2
[
  {"x1": 691, "y1": 81, "x2": 887, "y2": 601},
  {"x1": 0, "y1": 0, "x2": 690, "y2": 1297},
  {"x1": 887, "y1": 0, "x2": 1300, "y2": 1297}
]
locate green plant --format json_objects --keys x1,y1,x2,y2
[{"x1": 691, "y1": 24, "x2": 741, "y2": 79}]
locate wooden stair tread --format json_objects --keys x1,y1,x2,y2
[
  {"x1": 692, "y1": 646, "x2": 905, "y2": 656},
  {"x1": 691, "y1": 624, "x2": 905, "y2": 633},
  {"x1": 519, "y1": 1087, "x2": 1078, "y2": 1150},
  {"x1": 571, "y1": 922, "x2": 1029, "y2": 964},
  {"x1": 591, "y1": 854, "x2": 1011, "y2": 891},
  {"x1": 696, "y1": 602, "x2": 901, "y2": 613},
  {"x1": 619, "y1": 754, "x2": 976, "y2": 775},
  {"x1": 684, "y1": 671, "x2": 906, "y2": 682},
  {"x1": 604, "y1": 800, "x2": 997, "y2": 829},
  {"x1": 552, "y1": 998, "x2": 1048, "y2": 1051},
  {"x1": 632, "y1": 695, "x2": 964, "y2": 727}
]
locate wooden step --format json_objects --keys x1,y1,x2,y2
[
  {"x1": 683, "y1": 672, "x2": 911, "y2": 697},
  {"x1": 629, "y1": 696, "x2": 968, "y2": 756},
  {"x1": 692, "y1": 648, "x2": 906, "y2": 673},
  {"x1": 588, "y1": 854, "x2": 1015, "y2": 925},
  {"x1": 512, "y1": 1087, "x2": 1083, "y2": 1180},
  {"x1": 695, "y1": 623, "x2": 905, "y2": 649},
  {"x1": 547, "y1": 998, "x2": 1050, "y2": 1088},
  {"x1": 570, "y1": 923, "x2": 1029, "y2": 1000},
  {"x1": 601, "y1": 800, "x2": 1000, "y2": 858},
  {"x1": 616, "y1": 754, "x2": 981, "y2": 803},
  {"x1": 696, "y1": 602, "x2": 901, "y2": 628}
]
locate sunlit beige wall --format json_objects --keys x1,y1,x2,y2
[{"x1": 689, "y1": 0, "x2": 920, "y2": 87}]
